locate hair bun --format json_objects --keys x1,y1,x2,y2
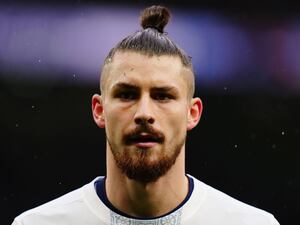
[{"x1": 140, "y1": 5, "x2": 171, "y2": 33}]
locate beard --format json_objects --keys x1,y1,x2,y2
[{"x1": 107, "y1": 123, "x2": 186, "y2": 183}]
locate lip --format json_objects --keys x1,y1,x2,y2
[{"x1": 134, "y1": 142, "x2": 157, "y2": 148}]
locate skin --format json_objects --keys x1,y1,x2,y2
[{"x1": 92, "y1": 51, "x2": 203, "y2": 218}]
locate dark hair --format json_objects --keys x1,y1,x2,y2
[
  {"x1": 101, "y1": 5, "x2": 195, "y2": 97},
  {"x1": 105, "y1": 5, "x2": 192, "y2": 67}
]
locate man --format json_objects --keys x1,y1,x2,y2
[{"x1": 12, "y1": 5, "x2": 280, "y2": 225}]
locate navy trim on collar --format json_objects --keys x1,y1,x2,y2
[{"x1": 94, "y1": 175, "x2": 194, "y2": 220}]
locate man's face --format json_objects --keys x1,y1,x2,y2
[{"x1": 95, "y1": 51, "x2": 199, "y2": 183}]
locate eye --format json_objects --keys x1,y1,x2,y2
[
  {"x1": 115, "y1": 91, "x2": 138, "y2": 101},
  {"x1": 152, "y1": 93, "x2": 174, "y2": 101}
]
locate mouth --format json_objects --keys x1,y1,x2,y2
[{"x1": 125, "y1": 133, "x2": 163, "y2": 148}]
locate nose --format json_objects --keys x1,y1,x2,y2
[{"x1": 134, "y1": 95, "x2": 155, "y2": 125}]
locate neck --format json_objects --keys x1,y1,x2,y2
[{"x1": 105, "y1": 147, "x2": 188, "y2": 218}]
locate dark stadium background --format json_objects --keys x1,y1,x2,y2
[{"x1": 1, "y1": 0, "x2": 299, "y2": 224}]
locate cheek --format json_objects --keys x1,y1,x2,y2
[
  {"x1": 160, "y1": 106, "x2": 188, "y2": 136},
  {"x1": 103, "y1": 106, "x2": 120, "y2": 139},
  {"x1": 104, "y1": 105, "x2": 133, "y2": 139}
]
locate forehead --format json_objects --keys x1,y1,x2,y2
[{"x1": 105, "y1": 51, "x2": 187, "y2": 91}]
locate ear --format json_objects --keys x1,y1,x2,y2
[
  {"x1": 187, "y1": 97, "x2": 203, "y2": 131},
  {"x1": 92, "y1": 94, "x2": 105, "y2": 128}
]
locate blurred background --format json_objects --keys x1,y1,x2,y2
[{"x1": 1, "y1": 0, "x2": 299, "y2": 224}]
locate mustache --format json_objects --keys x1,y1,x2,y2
[{"x1": 123, "y1": 122, "x2": 165, "y2": 145}]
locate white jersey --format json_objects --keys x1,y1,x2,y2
[{"x1": 12, "y1": 175, "x2": 280, "y2": 225}]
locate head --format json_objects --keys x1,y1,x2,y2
[{"x1": 92, "y1": 5, "x2": 202, "y2": 183}]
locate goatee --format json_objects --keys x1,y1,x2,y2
[{"x1": 107, "y1": 122, "x2": 185, "y2": 183}]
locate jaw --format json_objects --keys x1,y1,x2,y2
[
  {"x1": 108, "y1": 137, "x2": 185, "y2": 183},
  {"x1": 106, "y1": 141, "x2": 187, "y2": 185}
]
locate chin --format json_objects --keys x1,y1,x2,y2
[{"x1": 116, "y1": 150, "x2": 179, "y2": 183}]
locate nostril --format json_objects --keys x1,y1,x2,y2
[
  {"x1": 135, "y1": 118, "x2": 142, "y2": 124},
  {"x1": 148, "y1": 118, "x2": 154, "y2": 124},
  {"x1": 134, "y1": 117, "x2": 154, "y2": 125}
]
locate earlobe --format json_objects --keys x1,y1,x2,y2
[
  {"x1": 91, "y1": 94, "x2": 105, "y2": 128},
  {"x1": 187, "y1": 97, "x2": 203, "y2": 131}
]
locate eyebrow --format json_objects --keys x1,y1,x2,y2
[
  {"x1": 112, "y1": 82, "x2": 139, "y2": 90},
  {"x1": 151, "y1": 86, "x2": 178, "y2": 92},
  {"x1": 111, "y1": 82, "x2": 179, "y2": 93}
]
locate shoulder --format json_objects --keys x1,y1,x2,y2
[
  {"x1": 184, "y1": 175, "x2": 280, "y2": 225},
  {"x1": 12, "y1": 177, "x2": 101, "y2": 225}
]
